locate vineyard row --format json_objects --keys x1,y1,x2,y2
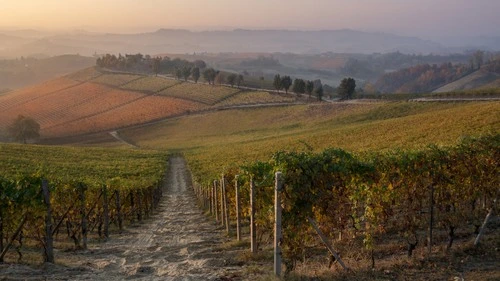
[{"x1": 191, "y1": 134, "x2": 499, "y2": 275}]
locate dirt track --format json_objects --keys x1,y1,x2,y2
[{"x1": 0, "y1": 156, "x2": 241, "y2": 280}]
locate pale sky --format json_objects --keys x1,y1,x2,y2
[{"x1": 1, "y1": 0, "x2": 499, "y2": 38}]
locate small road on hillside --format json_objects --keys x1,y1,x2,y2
[{"x1": 0, "y1": 157, "x2": 241, "y2": 281}]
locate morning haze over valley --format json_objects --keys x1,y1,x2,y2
[{"x1": 0, "y1": 1, "x2": 499, "y2": 280}]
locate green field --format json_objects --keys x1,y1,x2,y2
[
  {"x1": 0, "y1": 143, "x2": 166, "y2": 188},
  {"x1": 120, "y1": 101, "x2": 500, "y2": 182}
]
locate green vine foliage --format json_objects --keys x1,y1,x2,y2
[{"x1": 210, "y1": 134, "x2": 499, "y2": 269}]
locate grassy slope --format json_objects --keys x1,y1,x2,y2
[
  {"x1": 433, "y1": 69, "x2": 500, "y2": 93},
  {"x1": 120, "y1": 101, "x2": 500, "y2": 182},
  {"x1": 0, "y1": 143, "x2": 166, "y2": 187}
]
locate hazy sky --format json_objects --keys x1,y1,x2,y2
[{"x1": 1, "y1": 0, "x2": 499, "y2": 38}]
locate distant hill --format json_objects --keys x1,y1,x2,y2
[
  {"x1": 433, "y1": 70, "x2": 500, "y2": 93},
  {"x1": 0, "y1": 33, "x2": 31, "y2": 50},
  {"x1": 0, "y1": 54, "x2": 95, "y2": 89},
  {"x1": 373, "y1": 58, "x2": 500, "y2": 93},
  {"x1": 374, "y1": 63, "x2": 473, "y2": 93},
  {"x1": 0, "y1": 29, "x2": 455, "y2": 58}
]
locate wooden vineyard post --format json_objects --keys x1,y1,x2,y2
[
  {"x1": 307, "y1": 217, "x2": 349, "y2": 271},
  {"x1": 213, "y1": 184, "x2": 216, "y2": 216},
  {"x1": 149, "y1": 187, "x2": 155, "y2": 214},
  {"x1": 0, "y1": 208, "x2": 3, "y2": 259},
  {"x1": 102, "y1": 185, "x2": 109, "y2": 240},
  {"x1": 222, "y1": 175, "x2": 230, "y2": 234},
  {"x1": 214, "y1": 180, "x2": 219, "y2": 222},
  {"x1": 274, "y1": 172, "x2": 283, "y2": 277},
  {"x1": 137, "y1": 191, "x2": 143, "y2": 222},
  {"x1": 205, "y1": 187, "x2": 209, "y2": 210},
  {"x1": 129, "y1": 191, "x2": 135, "y2": 223},
  {"x1": 202, "y1": 186, "x2": 205, "y2": 208},
  {"x1": 144, "y1": 189, "x2": 149, "y2": 217},
  {"x1": 0, "y1": 214, "x2": 27, "y2": 262},
  {"x1": 41, "y1": 179, "x2": 54, "y2": 263},
  {"x1": 474, "y1": 206, "x2": 494, "y2": 246},
  {"x1": 235, "y1": 175, "x2": 241, "y2": 241},
  {"x1": 209, "y1": 184, "x2": 213, "y2": 215},
  {"x1": 115, "y1": 190, "x2": 123, "y2": 232},
  {"x1": 250, "y1": 177, "x2": 257, "y2": 253},
  {"x1": 79, "y1": 183, "x2": 88, "y2": 250},
  {"x1": 220, "y1": 179, "x2": 225, "y2": 227},
  {"x1": 428, "y1": 185, "x2": 434, "y2": 255}
]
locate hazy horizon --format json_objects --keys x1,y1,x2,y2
[{"x1": 1, "y1": 0, "x2": 499, "y2": 40}]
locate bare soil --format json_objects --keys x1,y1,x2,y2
[{"x1": 0, "y1": 157, "x2": 243, "y2": 280}]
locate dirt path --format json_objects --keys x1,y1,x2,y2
[{"x1": 0, "y1": 156, "x2": 241, "y2": 280}]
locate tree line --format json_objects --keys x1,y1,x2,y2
[
  {"x1": 374, "y1": 62, "x2": 473, "y2": 93},
  {"x1": 273, "y1": 74, "x2": 356, "y2": 100},
  {"x1": 96, "y1": 53, "x2": 246, "y2": 86},
  {"x1": 96, "y1": 53, "x2": 359, "y2": 98}
]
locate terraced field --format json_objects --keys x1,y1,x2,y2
[
  {"x1": 214, "y1": 90, "x2": 295, "y2": 106},
  {"x1": 121, "y1": 76, "x2": 180, "y2": 93},
  {"x1": 0, "y1": 70, "x2": 266, "y2": 139},
  {"x1": 66, "y1": 67, "x2": 103, "y2": 82},
  {"x1": 91, "y1": 73, "x2": 144, "y2": 87},
  {"x1": 44, "y1": 96, "x2": 206, "y2": 137},
  {"x1": 0, "y1": 83, "x2": 113, "y2": 129},
  {"x1": 158, "y1": 83, "x2": 240, "y2": 105},
  {"x1": 0, "y1": 77, "x2": 81, "y2": 113}
]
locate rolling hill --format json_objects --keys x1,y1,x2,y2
[
  {"x1": 116, "y1": 100, "x2": 500, "y2": 181},
  {"x1": 0, "y1": 67, "x2": 299, "y2": 141},
  {"x1": 0, "y1": 29, "x2": 451, "y2": 58},
  {"x1": 433, "y1": 69, "x2": 500, "y2": 93},
  {"x1": 0, "y1": 54, "x2": 96, "y2": 89}
]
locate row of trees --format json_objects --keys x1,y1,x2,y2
[
  {"x1": 96, "y1": 53, "x2": 207, "y2": 77},
  {"x1": 375, "y1": 63, "x2": 472, "y2": 93},
  {"x1": 272, "y1": 74, "x2": 356, "y2": 100},
  {"x1": 273, "y1": 75, "x2": 324, "y2": 100},
  {"x1": 199, "y1": 68, "x2": 244, "y2": 87},
  {"x1": 97, "y1": 53, "x2": 247, "y2": 87}
]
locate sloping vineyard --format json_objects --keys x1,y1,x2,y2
[
  {"x1": 158, "y1": 83, "x2": 240, "y2": 105},
  {"x1": 0, "y1": 77, "x2": 81, "y2": 113},
  {"x1": 65, "y1": 67, "x2": 103, "y2": 82},
  {"x1": 0, "y1": 144, "x2": 167, "y2": 263},
  {"x1": 191, "y1": 134, "x2": 499, "y2": 273},
  {"x1": 121, "y1": 76, "x2": 180, "y2": 93},
  {"x1": 43, "y1": 95, "x2": 205, "y2": 137},
  {"x1": 90, "y1": 74, "x2": 144, "y2": 87},
  {"x1": 214, "y1": 91, "x2": 295, "y2": 107}
]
